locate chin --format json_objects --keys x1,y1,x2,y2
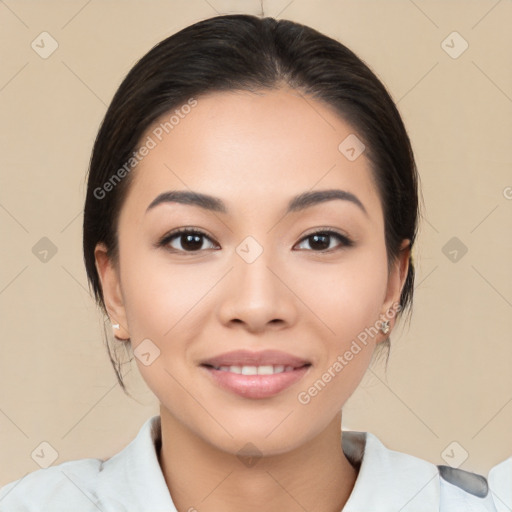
[{"x1": 202, "y1": 414, "x2": 313, "y2": 456}]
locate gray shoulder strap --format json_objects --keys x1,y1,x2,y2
[{"x1": 437, "y1": 465, "x2": 489, "y2": 498}]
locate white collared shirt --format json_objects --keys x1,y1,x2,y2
[
  {"x1": 0, "y1": 415, "x2": 497, "y2": 511},
  {"x1": 488, "y1": 457, "x2": 512, "y2": 512}
]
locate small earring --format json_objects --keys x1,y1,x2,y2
[
  {"x1": 112, "y1": 323, "x2": 120, "y2": 330},
  {"x1": 380, "y1": 320, "x2": 390, "y2": 334}
]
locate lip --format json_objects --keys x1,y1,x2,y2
[
  {"x1": 200, "y1": 349, "x2": 311, "y2": 368},
  {"x1": 199, "y1": 350, "x2": 312, "y2": 399},
  {"x1": 201, "y1": 365, "x2": 311, "y2": 399}
]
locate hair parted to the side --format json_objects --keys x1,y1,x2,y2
[{"x1": 83, "y1": 14, "x2": 421, "y2": 394}]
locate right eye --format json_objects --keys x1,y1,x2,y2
[{"x1": 158, "y1": 228, "x2": 219, "y2": 253}]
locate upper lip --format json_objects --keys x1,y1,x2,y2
[{"x1": 200, "y1": 350, "x2": 311, "y2": 368}]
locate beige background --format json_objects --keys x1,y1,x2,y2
[{"x1": 1, "y1": 0, "x2": 511, "y2": 486}]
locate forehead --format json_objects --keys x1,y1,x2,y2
[{"x1": 120, "y1": 88, "x2": 381, "y2": 222}]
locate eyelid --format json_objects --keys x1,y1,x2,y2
[{"x1": 299, "y1": 226, "x2": 352, "y2": 241}]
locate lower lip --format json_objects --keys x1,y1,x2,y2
[{"x1": 201, "y1": 365, "x2": 311, "y2": 399}]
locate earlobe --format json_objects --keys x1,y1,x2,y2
[{"x1": 94, "y1": 243, "x2": 130, "y2": 341}]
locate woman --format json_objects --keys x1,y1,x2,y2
[{"x1": 0, "y1": 14, "x2": 497, "y2": 511}]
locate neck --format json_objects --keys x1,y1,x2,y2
[{"x1": 158, "y1": 407, "x2": 358, "y2": 512}]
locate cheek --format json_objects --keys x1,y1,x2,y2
[
  {"x1": 293, "y1": 249, "x2": 388, "y2": 404},
  {"x1": 119, "y1": 253, "x2": 218, "y2": 409},
  {"x1": 120, "y1": 244, "x2": 217, "y2": 341},
  {"x1": 293, "y1": 248, "x2": 389, "y2": 338}
]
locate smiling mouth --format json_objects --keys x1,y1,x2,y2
[
  {"x1": 201, "y1": 363, "x2": 311, "y2": 375},
  {"x1": 200, "y1": 363, "x2": 312, "y2": 399}
]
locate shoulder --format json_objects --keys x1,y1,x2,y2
[
  {"x1": 488, "y1": 456, "x2": 512, "y2": 512},
  {"x1": 0, "y1": 415, "x2": 171, "y2": 512},
  {"x1": 437, "y1": 464, "x2": 495, "y2": 511},
  {"x1": 0, "y1": 458, "x2": 110, "y2": 512},
  {"x1": 341, "y1": 430, "x2": 497, "y2": 511}
]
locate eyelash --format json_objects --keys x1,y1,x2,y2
[{"x1": 156, "y1": 227, "x2": 354, "y2": 254}]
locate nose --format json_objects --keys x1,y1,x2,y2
[{"x1": 216, "y1": 243, "x2": 298, "y2": 334}]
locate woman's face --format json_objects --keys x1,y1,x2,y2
[{"x1": 95, "y1": 88, "x2": 409, "y2": 455}]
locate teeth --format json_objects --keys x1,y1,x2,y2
[
  {"x1": 242, "y1": 366, "x2": 258, "y2": 375},
  {"x1": 214, "y1": 365, "x2": 294, "y2": 375}
]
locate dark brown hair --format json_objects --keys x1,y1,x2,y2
[{"x1": 83, "y1": 14, "x2": 421, "y2": 393}]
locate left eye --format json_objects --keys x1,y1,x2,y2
[{"x1": 295, "y1": 231, "x2": 353, "y2": 252}]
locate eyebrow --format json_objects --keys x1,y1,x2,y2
[{"x1": 145, "y1": 189, "x2": 368, "y2": 217}]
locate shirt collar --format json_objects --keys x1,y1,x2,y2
[
  {"x1": 98, "y1": 415, "x2": 440, "y2": 511},
  {"x1": 488, "y1": 458, "x2": 512, "y2": 512},
  {"x1": 95, "y1": 414, "x2": 175, "y2": 510},
  {"x1": 341, "y1": 430, "x2": 440, "y2": 511}
]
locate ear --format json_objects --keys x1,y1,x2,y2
[
  {"x1": 377, "y1": 239, "x2": 411, "y2": 341},
  {"x1": 94, "y1": 242, "x2": 130, "y2": 340}
]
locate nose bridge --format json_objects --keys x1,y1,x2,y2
[
  {"x1": 234, "y1": 234, "x2": 280, "y2": 300},
  {"x1": 217, "y1": 233, "x2": 296, "y2": 330}
]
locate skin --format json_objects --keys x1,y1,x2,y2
[{"x1": 95, "y1": 87, "x2": 410, "y2": 512}]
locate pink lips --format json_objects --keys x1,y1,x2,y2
[
  {"x1": 200, "y1": 349, "x2": 312, "y2": 399},
  {"x1": 201, "y1": 349, "x2": 311, "y2": 368}
]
